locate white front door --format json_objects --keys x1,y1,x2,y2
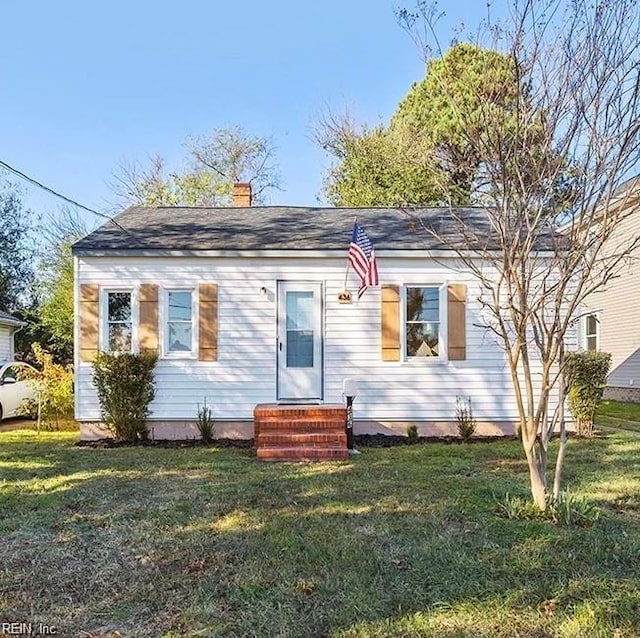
[{"x1": 277, "y1": 281, "x2": 323, "y2": 401}]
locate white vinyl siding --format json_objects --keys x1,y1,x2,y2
[
  {"x1": 75, "y1": 255, "x2": 570, "y2": 423},
  {"x1": 0, "y1": 326, "x2": 13, "y2": 361},
  {"x1": 584, "y1": 207, "x2": 640, "y2": 388}
]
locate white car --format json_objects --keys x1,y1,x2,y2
[{"x1": 0, "y1": 361, "x2": 38, "y2": 420}]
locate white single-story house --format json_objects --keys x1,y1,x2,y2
[
  {"x1": 0, "y1": 311, "x2": 25, "y2": 361},
  {"x1": 73, "y1": 185, "x2": 567, "y2": 446}
]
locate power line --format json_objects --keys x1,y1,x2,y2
[{"x1": 0, "y1": 158, "x2": 131, "y2": 234}]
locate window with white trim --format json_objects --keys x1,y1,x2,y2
[
  {"x1": 405, "y1": 286, "x2": 441, "y2": 357},
  {"x1": 584, "y1": 313, "x2": 599, "y2": 351},
  {"x1": 106, "y1": 291, "x2": 132, "y2": 352},
  {"x1": 165, "y1": 289, "x2": 194, "y2": 354}
]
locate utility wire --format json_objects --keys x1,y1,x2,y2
[{"x1": 0, "y1": 158, "x2": 132, "y2": 235}]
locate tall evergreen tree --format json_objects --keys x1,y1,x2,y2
[{"x1": 318, "y1": 43, "x2": 522, "y2": 207}]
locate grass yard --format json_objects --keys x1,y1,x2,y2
[
  {"x1": 1, "y1": 431, "x2": 639, "y2": 637},
  {"x1": 596, "y1": 399, "x2": 640, "y2": 433}
]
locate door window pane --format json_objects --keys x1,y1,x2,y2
[
  {"x1": 287, "y1": 331, "x2": 314, "y2": 367},
  {"x1": 286, "y1": 291, "x2": 314, "y2": 367},
  {"x1": 286, "y1": 292, "x2": 313, "y2": 330}
]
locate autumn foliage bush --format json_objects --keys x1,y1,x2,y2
[{"x1": 18, "y1": 343, "x2": 74, "y2": 430}]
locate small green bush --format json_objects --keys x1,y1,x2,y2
[
  {"x1": 564, "y1": 351, "x2": 611, "y2": 437},
  {"x1": 495, "y1": 493, "x2": 547, "y2": 521},
  {"x1": 197, "y1": 398, "x2": 215, "y2": 443},
  {"x1": 495, "y1": 491, "x2": 600, "y2": 527},
  {"x1": 406, "y1": 424, "x2": 419, "y2": 444},
  {"x1": 92, "y1": 351, "x2": 158, "y2": 442},
  {"x1": 551, "y1": 490, "x2": 600, "y2": 527},
  {"x1": 456, "y1": 396, "x2": 477, "y2": 442}
]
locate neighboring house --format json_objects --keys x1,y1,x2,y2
[
  {"x1": 0, "y1": 311, "x2": 25, "y2": 361},
  {"x1": 581, "y1": 178, "x2": 640, "y2": 401},
  {"x1": 72, "y1": 185, "x2": 568, "y2": 441}
]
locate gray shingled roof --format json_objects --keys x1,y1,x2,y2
[
  {"x1": 0, "y1": 310, "x2": 25, "y2": 326},
  {"x1": 72, "y1": 205, "x2": 550, "y2": 253}
]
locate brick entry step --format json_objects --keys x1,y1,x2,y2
[{"x1": 254, "y1": 404, "x2": 349, "y2": 462}]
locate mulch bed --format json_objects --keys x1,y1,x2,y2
[
  {"x1": 354, "y1": 433, "x2": 520, "y2": 447},
  {"x1": 76, "y1": 437, "x2": 255, "y2": 449},
  {"x1": 77, "y1": 434, "x2": 522, "y2": 449}
]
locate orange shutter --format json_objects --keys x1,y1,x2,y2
[
  {"x1": 79, "y1": 284, "x2": 99, "y2": 362},
  {"x1": 199, "y1": 283, "x2": 218, "y2": 361},
  {"x1": 139, "y1": 284, "x2": 159, "y2": 355},
  {"x1": 447, "y1": 284, "x2": 466, "y2": 361},
  {"x1": 381, "y1": 284, "x2": 401, "y2": 361}
]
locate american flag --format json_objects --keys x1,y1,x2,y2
[{"x1": 348, "y1": 222, "x2": 379, "y2": 298}]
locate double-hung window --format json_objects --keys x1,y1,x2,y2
[
  {"x1": 107, "y1": 291, "x2": 132, "y2": 352},
  {"x1": 405, "y1": 286, "x2": 441, "y2": 357},
  {"x1": 166, "y1": 290, "x2": 194, "y2": 354},
  {"x1": 584, "y1": 313, "x2": 598, "y2": 351}
]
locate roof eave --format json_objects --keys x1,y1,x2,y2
[
  {"x1": 0, "y1": 317, "x2": 26, "y2": 328},
  {"x1": 73, "y1": 247, "x2": 555, "y2": 259},
  {"x1": 73, "y1": 248, "x2": 455, "y2": 258}
]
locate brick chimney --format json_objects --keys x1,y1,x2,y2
[{"x1": 232, "y1": 182, "x2": 252, "y2": 207}]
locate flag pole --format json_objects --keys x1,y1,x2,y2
[{"x1": 344, "y1": 217, "x2": 358, "y2": 291}]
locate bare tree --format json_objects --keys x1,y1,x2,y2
[
  {"x1": 110, "y1": 155, "x2": 178, "y2": 207},
  {"x1": 187, "y1": 126, "x2": 282, "y2": 204},
  {"x1": 111, "y1": 127, "x2": 282, "y2": 208},
  {"x1": 400, "y1": 0, "x2": 640, "y2": 508}
]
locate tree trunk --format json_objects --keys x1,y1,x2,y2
[
  {"x1": 577, "y1": 417, "x2": 593, "y2": 437},
  {"x1": 525, "y1": 440, "x2": 547, "y2": 509},
  {"x1": 553, "y1": 424, "x2": 567, "y2": 500},
  {"x1": 553, "y1": 356, "x2": 567, "y2": 500}
]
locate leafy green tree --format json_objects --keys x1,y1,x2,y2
[
  {"x1": 112, "y1": 126, "x2": 281, "y2": 207},
  {"x1": 318, "y1": 43, "x2": 521, "y2": 206},
  {"x1": 38, "y1": 240, "x2": 75, "y2": 361},
  {"x1": 0, "y1": 180, "x2": 34, "y2": 311},
  {"x1": 392, "y1": 43, "x2": 521, "y2": 202},
  {"x1": 318, "y1": 115, "x2": 441, "y2": 206},
  {"x1": 14, "y1": 211, "x2": 87, "y2": 365},
  {"x1": 38, "y1": 213, "x2": 87, "y2": 363}
]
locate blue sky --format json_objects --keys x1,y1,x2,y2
[{"x1": 0, "y1": 1, "x2": 493, "y2": 230}]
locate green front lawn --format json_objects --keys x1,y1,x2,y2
[
  {"x1": 1, "y1": 430, "x2": 639, "y2": 637},
  {"x1": 596, "y1": 399, "x2": 640, "y2": 433}
]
